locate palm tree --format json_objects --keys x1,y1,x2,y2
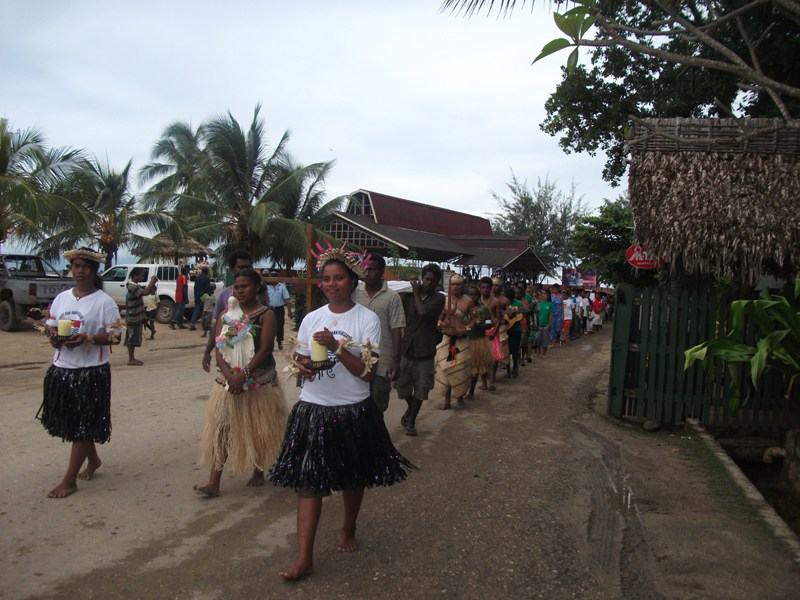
[
  {"x1": 139, "y1": 121, "x2": 205, "y2": 203},
  {"x1": 38, "y1": 158, "x2": 172, "y2": 267},
  {"x1": 0, "y1": 118, "x2": 85, "y2": 248},
  {"x1": 265, "y1": 156, "x2": 346, "y2": 268},
  {"x1": 141, "y1": 104, "x2": 341, "y2": 268}
]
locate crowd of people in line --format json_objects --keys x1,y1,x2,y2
[{"x1": 36, "y1": 245, "x2": 611, "y2": 581}]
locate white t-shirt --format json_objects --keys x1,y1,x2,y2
[
  {"x1": 562, "y1": 299, "x2": 574, "y2": 320},
  {"x1": 46, "y1": 289, "x2": 121, "y2": 368},
  {"x1": 296, "y1": 303, "x2": 381, "y2": 406}
]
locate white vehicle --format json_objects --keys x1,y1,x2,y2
[{"x1": 101, "y1": 264, "x2": 208, "y2": 324}]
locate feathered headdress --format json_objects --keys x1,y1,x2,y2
[{"x1": 311, "y1": 241, "x2": 370, "y2": 278}]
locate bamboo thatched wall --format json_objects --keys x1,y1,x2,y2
[{"x1": 627, "y1": 118, "x2": 800, "y2": 284}]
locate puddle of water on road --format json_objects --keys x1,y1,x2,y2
[{"x1": 606, "y1": 471, "x2": 636, "y2": 516}]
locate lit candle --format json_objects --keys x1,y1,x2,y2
[
  {"x1": 58, "y1": 320, "x2": 72, "y2": 336},
  {"x1": 310, "y1": 339, "x2": 328, "y2": 362}
]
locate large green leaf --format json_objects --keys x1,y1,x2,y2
[{"x1": 533, "y1": 38, "x2": 572, "y2": 64}]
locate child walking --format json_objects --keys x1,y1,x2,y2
[{"x1": 200, "y1": 282, "x2": 216, "y2": 338}]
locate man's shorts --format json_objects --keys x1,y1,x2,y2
[
  {"x1": 394, "y1": 356, "x2": 435, "y2": 401},
  {"x1": 370, "y1": 375, "x2": 392, "y2": 413},
  {"x1": 125, "y1": 322, "x2": 143, "y2": 347}
]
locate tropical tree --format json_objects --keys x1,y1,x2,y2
[
  {"x1": 265, "y1": 155, "x2": 346, "y2": 268},
  {"x1": 490, "y1": 172, "x2": 587, "y2": 272},
  {"x1": 443, "y1": 0, "x2": 800, "y2": 184},
  {"x1": 0, "y1": 118, "x2": 85, "y2": 247},
  {"x1": 38, "y1": 158, "x2": 171, "y2": 267},
  {"x1": 571, "y1": 194, "x2": 659, "y2": 286},
  {"x1": 139, "y1": 121, "x2": 205, "y2": 199},
  {"x1": 141, "y1": 104, "x2": 341, "y2": 268}
]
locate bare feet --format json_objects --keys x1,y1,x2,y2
[
  {"x1": 78, "y1": 459, "x2": 101, "y2": 480},
  {"x1": 438, "y1": 402, "x2": 451, "y2": 410},
  {"x1": 128, "y1": 359, "x2": 144, "y2": 366},
  {"x1": 193, "y1": 483, "x2": 220, "y2": 498},
  {"x1": 48, "y1": 482, "x2": 78, "y2": 499},
  {"x1": 338, "y1": 526, "x2": 358, "y2": 552},
  {"x1": 457, "y1": 395, "x2": 466, "y2": 406},
  {"x1": 247, "y1": 471, "x2": 265, "y2": 487},
  {"x1": 279, "y1": 559, "x2": 313, "y2": 581}
]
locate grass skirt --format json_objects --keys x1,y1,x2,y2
[
  {"x1": 469, "y1": 336, "x2": 493, "y2": 376},
  {"x1": 268, "y1": 398, "x2": 415, "y2": 495},
  {"x1": 199, "y1": 370, "x2": 288, "y2": 473},
  {"x1": 38, "y1": 364, "x2": 112, "y2": 443},
  {"x1": 433, "y1": 336, "x2": 471, "y2": 398}
]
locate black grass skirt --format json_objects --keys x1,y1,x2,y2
[
  {"x1": 268, "y1": 397, "x2": 415, "y2": 495},
  {"x1": 38, "y1": 364, "x2": 112, "y2": 443}
]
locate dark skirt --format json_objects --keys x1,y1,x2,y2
[
  {"x1": 268, "y1": 397, "x2": 415, "y2": 495},
  {"x1": 38, "y1": 364, "x2": 112, "y2": 443}
]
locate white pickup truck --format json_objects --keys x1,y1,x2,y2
[{"x1": 100, "y1": 264, "x2": 211, "y2": 324}]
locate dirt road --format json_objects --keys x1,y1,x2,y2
[{"x1": 2, "y1": 321, "x2": 800, "y2": 599}]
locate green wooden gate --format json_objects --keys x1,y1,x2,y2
[{"x1": 608, "y1": 282, "x2": 790, "y2": 432}]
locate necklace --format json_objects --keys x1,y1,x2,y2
[{"x1": 72, "y1": 288, "x2": 93, "y2": 301}]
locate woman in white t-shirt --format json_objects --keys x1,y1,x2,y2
[
  {"x1": 38, "y1": 248, "x2": 122, "y2": 499},
  {"x1": 269, "y1": 250, "x2": 414, "y2": 581}
]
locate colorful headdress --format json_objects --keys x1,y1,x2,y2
[
  {"x1": 311, "y1": 241, "x2": 370, "y2": 278},
  {"x1": 63, "y1": 248, "x2": 106, "y2": 265}
]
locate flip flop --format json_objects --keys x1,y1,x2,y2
[{"x1": 405, "y1": 426, "x2": 418, "y2": 436}]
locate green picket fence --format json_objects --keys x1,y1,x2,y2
[{"x1": 608, "y1": 282, "x2": 790, "y2": 433}]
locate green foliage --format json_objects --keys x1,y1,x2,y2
[
  {"x1": 140, "y1": 104, "x2": 341, "y2": 268},
  {"x1": 490, "y1": 172, "x2": 586, "y2": 273},
  {"x1": 443, "y1": 0, "x2": 800, "y2": 185},
  {"x1": 0, "y1": 118, "x2": 85, "y2": 246},
  {"x1": 37, "y1": 158, "x2": 173, "y2": 267},
  {"x1": 536, "y1": 0, "x2": 800, "y2": 184},
  {"x1": 571, "y1": 194, "x2": 657, "y2": 286},
  {"x1": 684, "y1": 282, "x2": 800, "y2": 409}
]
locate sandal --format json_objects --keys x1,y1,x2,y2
[{"x1": 405, "y1": 426, "x2": 418, "y2": 436}]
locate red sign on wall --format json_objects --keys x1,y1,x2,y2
[{"x1": 625, "y1": 245, "x2": 665, "y2": 269}]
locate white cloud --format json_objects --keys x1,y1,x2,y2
[{"x1": 2, "y1": 0, "x2": 621, "y2": 224}]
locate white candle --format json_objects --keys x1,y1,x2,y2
[
  {"x1": 58, "y1": 320, "x2": 72, "y2": 336},
  {"x1": 310, "y1": 339, "x2": 328, "y2": 362}
]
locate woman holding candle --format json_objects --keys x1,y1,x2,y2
[
  {"x1": 269, "y1": 244, "x2": 414, "y2": 581},
  {"x1": 194, "y1": 268, "x2": 288, "y2": 497},
  {"x1": 38, "y1": 248, "x2": 122, "y2": 499}
]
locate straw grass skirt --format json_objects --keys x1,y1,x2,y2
[
  {"x1": 469, "y1": 336, "x2": 493, "y2": 376},
  {"x1": 199, "y1": 370, "x2": 288, "y2": 473}
]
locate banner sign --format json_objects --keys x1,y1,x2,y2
[{"x1": 562, "y1": 268, "x2": 597, "y2": 287}]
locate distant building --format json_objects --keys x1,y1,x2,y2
[{"x1": 325, "y1": 189, "x2": 551, "y2": 278}]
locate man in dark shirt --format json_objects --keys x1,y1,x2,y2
[
  {"x1": 189, "y1": 266, "x2": 211, "y2": 331},
  {"x1": 396, "y1": 263, "x2": 445, "y2": 436}
]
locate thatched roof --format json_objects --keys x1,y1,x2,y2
[
  {"x1": 132, "y1": 234, "x2": 219, "y2": 261},
  {"x1": 627, "y1": 118, "x2": 800, "y2": 284}
]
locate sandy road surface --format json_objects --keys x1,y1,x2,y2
[{"x1": 2, "y1": 320, "x2": 800, "y2": 599}]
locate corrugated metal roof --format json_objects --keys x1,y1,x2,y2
[
  {"x1": 356, "y1": 190, "x2": 493, "y2": 236},
  {"x1": 331, "y1": 214, "x2": 472, "y2": 262}
]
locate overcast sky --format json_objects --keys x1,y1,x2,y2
[{"x1": 3, "y1": 1, "x2": 619, "y2": 224}]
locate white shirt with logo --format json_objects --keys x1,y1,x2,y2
[
  {"x1": 296, "y1": 303, "x2": 381, "y2": 406},
  {"x1": 47, "y1": 289, "x2": 121, "y2": 368}
]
